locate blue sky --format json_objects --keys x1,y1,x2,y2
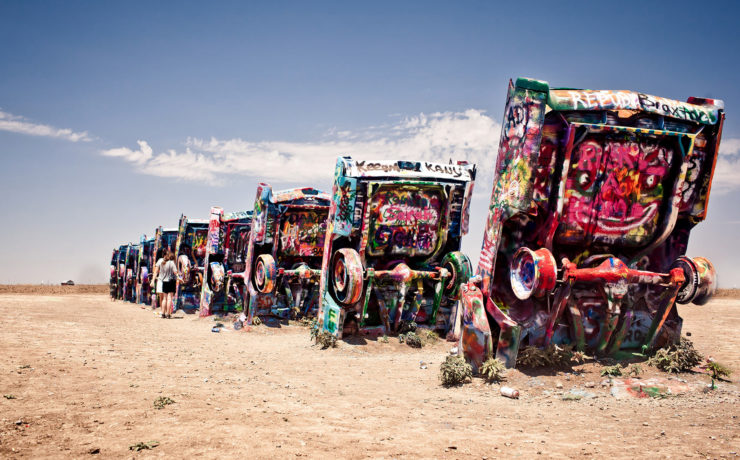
[{"x1": 1, "y1": 0, "x2": 739, "y2": 286}]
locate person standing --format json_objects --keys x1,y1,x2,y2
[
  {"x1": 159, "y1": 250, "x2": 179, "y2": 318},
  {"x1": 150, "y1": 249, "x2": 165, "y2": 312}
]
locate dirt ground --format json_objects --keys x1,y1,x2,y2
[
  {"x1": 0, "y1": 285, "x2": 108, "y2": 295},
  {"x1": 0, "y1": 294, "x2": 738, "y2": 459}
]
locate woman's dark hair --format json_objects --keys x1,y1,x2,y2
[{"x1": 165, "y1": 250, "x2": 176, "y2": 262}]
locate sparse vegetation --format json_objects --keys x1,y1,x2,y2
[
  {"x1": 309, "y1": 319, "x2": 319, "y2": 341},
  {"x1": 398, "y1": 321, "x2": 417, "y2": 334},
  {"x1": 399, "y1": 331, "x2": 422, "y2": 348},
  {"x1": 479, "y1": 358, "x2": 507, "y2": 383},
  {"x1": 380, "y1": 335, "x2": 389, "y2": 343},
  {"x1": 707, "y1": 361, "x2": 731, "y2": 380},
  {"x1": 416, "y1": 329, "x2": 439, "y2": 345},
  {"x1": 440, "y1": 355, "x2": 472, "y2": 386},
  {"x1": 129, "y1": 441, "x2": 159, "y2": 451},
  {"x1": 648, "y1": 337, "x2": 703, "y2": 373},
  {"x1": 601, "y1": 365, "x2": 622, "y2": 377},
  {"x1": 398, "y1": 329, "x2": 438, "y2": 348},
  {"x1": 153, "y1": 396, "x2": 175, "y2": 410},
  {"x1": 316, "y1": 331, "x2": 337, "y2": 349},
  {"x1": 628, "y1": 364, "x2": 643, "y2": 377},
  {"x1": 571, "y1": 350, "x2": 587, "y2": 365},
  {"x1": 707, "y1": 360, "x2": 732, "y2": 389},
  {"x1": 3, "y1": 394, "x2": 16, "y2": 399},
  {"x1": 516, "y1": 344, "x2": 579, "y2": 368}
]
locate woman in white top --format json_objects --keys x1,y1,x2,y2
[
  {"x1": 154, "y1": 250, "x2": 179, "y2": 318},
  {"x1": 150, "y1": 250, "x2": 165, "y2": 311}
]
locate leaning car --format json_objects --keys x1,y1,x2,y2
[
  {"x1": 124, "y1": 243, "x2": 140, "y2": 303},
  {"x1": 243, "y1": 185, "x2": 331, "y2": 323},
  {"x1": 136, "y1": 235, "x2": 155, "y2": 305},
  {"x1": 109, "y1": 248, "x2": 120, "y2": 299},
  {"x1": 317, "y1": 157, "x2": 477, "y2": 339},
  {"x1": 114, "y1": 243, "x2": 130, "y2": 300},
  {"x1": 461, "y1": 77, "x2": 723, "y2": 369},
  {"x1": 199, "y1": 207, "x2": 253, "y2": 316},
  {"x1": 148, "y1": 226, "x2": 179, "y2": 308},
  {"x1": 173, "y1": 215, "x2": 210, "y2": 311}
]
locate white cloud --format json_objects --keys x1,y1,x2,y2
[
  {"x1": 100, "y1": 140, "x2": 153, "y2": 165},
  {"x1": 0, "y1": 109, "x2": 91, "y2": 142},
  {"x1": 714, "y1": 138, "x2": 740, "y2": 194},
  {"x1": 99, "y1": 111, "x2": 740, "y2": 196},
  {"x1": 100, "y1": 109, "x2": 501, "y2": 185},
  {"x1": 719, "y1": 138, "x2": 740, "y2": 157}
]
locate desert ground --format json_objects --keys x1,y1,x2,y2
[{"x1": 0, "y1": 287, "x2": 738, "y2": 459}]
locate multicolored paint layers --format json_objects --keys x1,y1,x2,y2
[
  {"x1": 463, "y1": 77, "x2": 724, "y2": 368},
  {"x1": 173, "y1": 216, "x2": 210, "y2": 311},
  {"x1": 243, "y1": 184, "x2": 331, "y2": 324},
  {"x1": 318, "y1": 157, "x2": 477, "y2": 340},
  {"x1": 198, "y1": 207, "x2": 253, "y2": 316}
]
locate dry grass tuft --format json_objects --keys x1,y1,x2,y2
[
  {"x1": 479, "y1": 358, "x2": 507, "y2": 383},
  {"x1": 516, "y1": 344, "x2": 579, "y2": 368},
  {"x1": 648, "y1": 337, "x2": 703, "y2": 373},
  {"x1": 440, "y1": 355, "x2": 472, "y2": 386}
]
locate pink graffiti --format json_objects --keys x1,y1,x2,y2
[
  {"x1": 380, "y1": 205, "x2": 439, "y2": 226},
  {"x1": 560, "y1": 137, "x2": 670, "y2": 243}
]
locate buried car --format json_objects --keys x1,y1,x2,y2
[
  {"x1": 109, "y1": 248, "x2": 120, "y2": 299},
  {"x1": 135, "y1": 235, "x2": 155, "y2": 305},
  {"x1": 149, "y1": 226, "x2": 179, "y2": 308},
  {"x1": 461, "y1": 77, "x2": 724, "y2": 370},
  {"x1": 173, "y1": 216, "x2": 210, "y2": 312},
  {"x1": 244, "y1": 185, "x2": 331, "y2": 323},
  {"x1": 123, "y1": 243, "x2": 141, "y2": 303},
  {"x1": 317, "y1": 157, "x2": 477, "y2": 339},
  {"x1": 113, "y1": 244, "x2": 130, "y2": 300},
  {"x1": 199, "y1": 207, "x2": 253, "y2": 316}
]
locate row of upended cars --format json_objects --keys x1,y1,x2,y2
[{"x1": 110, "y1": 77, "x2": 724, "y2": 368}]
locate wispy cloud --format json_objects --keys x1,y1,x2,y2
[
  {"x1": 714, "y1": 138, "x2": 740, "y2": 194},
  {"x1": 0, "y1": 109, "x2": 91, "y2": 142},
  {"x1": 99, "y1": 111, "x2": 740, "y2": 196},
  {"x1": 100, "y1": 109, "x2": 501, "y2": 185},
  {"x1": 100, "y1": 140, "x2": 153, "y2": 165}
]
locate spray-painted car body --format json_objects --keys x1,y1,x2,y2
[
  {"x1": 244, "y1": 185, "x2": 331, "y2": 323},
  {"x1": 135, "y1": 235, "x2": 155, "y2": 305},
  {"x1": 123, "y1": 243, "x2": 140, "y2": 302},
  {"x1": 157, "y1": 227, "x2": 179, "y2": 256},
  {"x1": 113, "y1": 244, "x2": 129, "y2": 300},
  {"x1": 318, "y1": 157, "x2": 477, "y2": 339},
  {"x1": 148, "y1": 227, "x2": 179, "y2": 309},
  {"x1": 462, "y1": 77, "x2": 723, "y2": 369},
  {"x1": 110, "y1": 248, "x2": 120, "y2": 299},
  {"x1": 173, "y1": 216, "x2": 210, "y2": 311},
  {"x1": 199, "y1": 207, "x2": 253, "y2": 316}
]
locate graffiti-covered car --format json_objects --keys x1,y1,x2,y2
[
  {"x1": 199, "y1": 207, "x2": 253, "y2": 316},
  {"x1": 136, "y1": 235, "x2": 155, "y2": 305},
  {"x1": 124, "y1": 243, "x2": 141, "y2": 303},
  {"x1": 244, "y1": 185, "x2": 331, "y2": 323},
  {"x1": 173, "y1": 216, "x2": 210, "y2": 311},
  {"x1": 113, "y1": 244, "x2": 129, "y2": 300},
  {"x1": 110, "y1": 248, "x2": 120, "y2": 299},
  {"x1": 317, "y1": 157, "x2": 477, "y2": 339},
  {"x1": 148, "y1": 226, "x2": 179, "y2": 308},
  {"x1": 461, "y1": 77, "x2": 724, "y2": 370}
]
